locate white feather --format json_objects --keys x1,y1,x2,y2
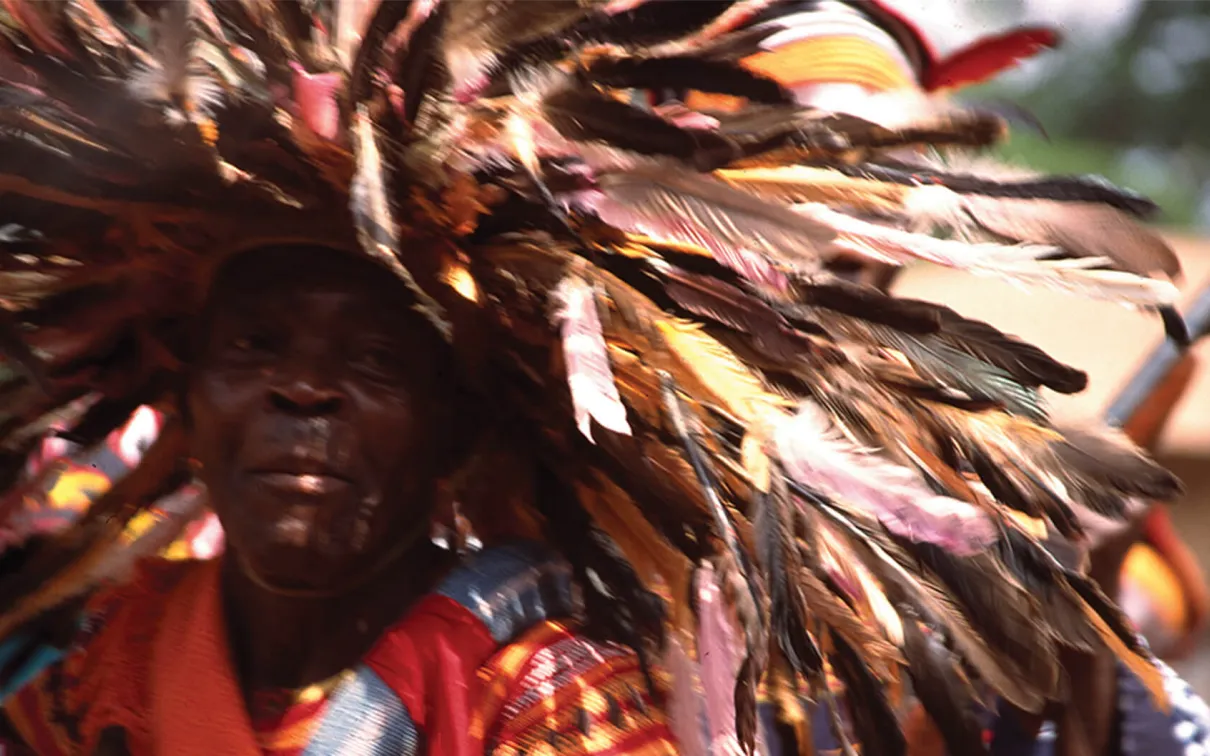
[
  {"x1": 553, "y1": 276, "x2": 632, "y2": 443},
  {"x1": 798, "y1": 202, "x2": 1177, "y2": 305},
  {"x1": 125, "y1": 1, "x2": 223, "y2": 121},
  {"x1": 797, "y1": 202, "x2": 1059, "y2": 267}
]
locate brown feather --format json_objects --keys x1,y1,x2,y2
[
  {"x1": 578, "y1": 471, "x2": 696, "y2": 638},
  {"x1": 830, "y1": 631, "x2": 905, "y2": 756},
  {"x1": 596, "y1": 166, "x2": 836, "y2": 271},
  {"x1": 795, "y1": 562, "x2": 902, "y2": 681},
  {"x1": 962, "y1": 196, "x2": 1181, "y2": 279},
  {"x1": 811, "y1": 497, "x2": 1055, "y2": 712},
  {"x1": 901, "y1": 619, "x2": 989, "y2": 756}
]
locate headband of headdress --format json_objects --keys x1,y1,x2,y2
[{"x1": 0, "y1": 2, "x2": 1189, "y2": 753}]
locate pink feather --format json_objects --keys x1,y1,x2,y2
[
  {"x1": 291, "y1": 64, "x2": 342, "y2": 141},
  {"x1": 697, "y1": 564, "x2": 746, "y2": 756},
  {"x1": 664, "y1": 636, "x2": 709, "y2": 756},
  {"x1": 775, "y1": 403, "x2": 997, "y2": 555}
]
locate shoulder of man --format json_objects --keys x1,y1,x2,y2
[
  {"x1": 351, "y1": 541, "x2": 676, "y2": 755},
  {"x1": 0, "y1": 557, "x2": 202, "y2": 754}
]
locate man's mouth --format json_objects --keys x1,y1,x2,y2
[{"x1": 250, "y1": 471, "x2": 352, "y2": 495}]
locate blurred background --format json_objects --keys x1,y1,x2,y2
[{"x1": 885, "y1": 0, "x2": 1210, "y2": 691}]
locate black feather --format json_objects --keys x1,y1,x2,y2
[
  {"x1": 543, "y1": 85, "x2": 736, "y2": 167},
  {"x1": 587, "y1": 421, "x2": 712, "y2": 550},
  {"x1": 902, "y1": 541, "x2": 1061, "y2": 696},
  {"x1": 797, "y1": 483, "x2": 1056, "y2": 711},
  {"x1": 662, "y1": 374, "x2": 766, "y2": 756},
  {"x1": 480, "y1": 0, "x2": 739, "y2": 95},
  {"x1": 753, "y1": 484, "x2": 823, "y2": 678},
  {"x1": 348, "y1": 0, "x2": 415, "y2": 106},
  {"x1": 794, "y1": 281, "x2": 942, "y2": 335},
  {"x1": 993, "y1": 529, "x2": 1099, "y2": 653},
  {"x1": 997, "y1": 518, "x2": 1153, "y2": 661},
  {"x1": 532, "y1": 465, "x2": 665, "y2": 691},
  {"x1": 827, "y1": 161, "x2": 1159, "y2": 218},
  {"x1": 967, "y1": 450, "x2": 1044, "y2": 519},
  {"x1": 632, "y1": 240, "x2": 751, "y2": 290},
  {"x1": 393, "y1": 1, "x2": 448, "y2": 128},
  {"x1": 1012, "y1": 464, "x2": 1085, "y2": 537},
  {"x1": 934, "y1": 309, "x2": 1087, "y2": 394},
  {"x1": 1053, "y1": 426, "x2": 1183, "y2": 504},
  {"x1": 692, "y1": 25, "x2": 778, "y2": 63},
  {"x1": 830, "y1": 632, "x2": 906, "y2": 756},
  {"x1": 735, "y1": 653, "x2": 759, "y2": 756},
  {"x1": 901, "y1": 619, "x2": 990, "y2": 756},
  {"x1": 58, "y1": 395, "x2": 153, "y2": 451},
  {"x1": 731, "y1": 111, "x2": 1005, "y2": 164},
  {"x1": 577, "y1": 1, "x2": 739, "y2": 48},
  {"x1": 584, "y1": 56, "x2": 794, "y2": 106},
  {"x1": 659, "y1": 265, "x2": 824, "y2": 364},
  {"x1": 0, "y1": 309, "x2": 50, "y2": 396},
  {"x1": 1160, "y1": 305, "x2": 1190, "y2": 347},
  {"x1": 1065, "y1": 569, "x2": 1151, "y2": 658}
]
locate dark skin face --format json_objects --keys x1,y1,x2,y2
[{"x1": 187, "y1": 245, "x2": 459, "y2": 595}]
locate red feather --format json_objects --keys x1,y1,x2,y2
[{"x1": 926, "y1": 28, "x2": 1061, "y2": 91}]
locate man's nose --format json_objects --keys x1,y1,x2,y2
[{"x1": 267, "y1": 357, "x2": 344, "y2": 415}]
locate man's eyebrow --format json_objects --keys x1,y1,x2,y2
[{"x1": 210, "y1": 298, "x2": 275, "y2": 324}]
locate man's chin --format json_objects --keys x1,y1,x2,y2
[{"x1": 234, "y1": 542, "x2": 366, "y2": 596}]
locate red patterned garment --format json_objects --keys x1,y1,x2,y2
[
  {"x1": 477, "y1": 621, "x2": 671, "y2": 756},
  {"x1": 0, "y1": 542, "x2": 676, "y2": 756}
]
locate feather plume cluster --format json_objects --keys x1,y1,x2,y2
[{"x1": 0, "y1": 1, "x2": 1189, "y2": 753}]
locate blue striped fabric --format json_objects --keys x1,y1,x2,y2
[
  {"x1": 303, "y1": 664, "x2": 421, "y2": 756},
  {"x1": 436, "y1": 540, "x2": 579, "y2": 645}
]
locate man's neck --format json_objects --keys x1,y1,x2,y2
[{"x1": 218, "y1": 540, "x2": 452, "y2": 693}]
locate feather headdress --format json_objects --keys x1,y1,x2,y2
[{"x1": 0, "y1": 1, "x2": 1189, "y2": 753}]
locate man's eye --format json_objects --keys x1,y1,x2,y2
[
  {"x1": 354, "y1": 344, "x2": 401, "y2": 375},
  {"x1": 230, "y1": 332, "x2": 273, "y2": 353}
]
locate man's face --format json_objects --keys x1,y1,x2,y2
[{"x1": 186, "y1": 246, "x2": 457, "y2": 592}]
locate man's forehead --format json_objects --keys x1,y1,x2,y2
[
  {"x1": 202, "y1": 249, "x2": 433, "y2": 341},
  {"x1": 209, "y1": 247, "x2": 414, "y2": 307}
]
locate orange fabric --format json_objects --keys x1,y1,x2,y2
[
  {"x1": 3, "y1": 561, "x2": 308, "y2": 755},
  {"x1": 149, "y1": 560, "x2": 262, "y2": 756},
  {"x1": 364, "y1": 593, "x2": 498, "y2": 756},
  {"x1": 5, "y1": 561, "x2": 187, "y2": 755}
]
